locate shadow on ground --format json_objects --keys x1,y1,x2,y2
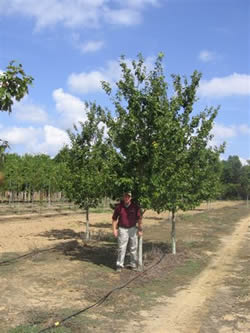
[{"x1": 37, "y1": 228, "x2": 172, "y2": 270}]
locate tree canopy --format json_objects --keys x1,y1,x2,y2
[
  {"x1": 63, "y1": 105, "x2": 115, "y2": 239},
  {"x1": 98, "y1": 53, "x2": 224, "y2": 253},
  {"x1": 100, "y1": 54, "x2": 224, "y2": 208},
  {"x1": 221, "y1": 156, "x2": 250, "y2": 201},
  {"x1": 0, "y1": 60, "x2": 33, "y2": 113},
  {"x1": 0, "y1": 61, "x2": 33, "y2": 155}
]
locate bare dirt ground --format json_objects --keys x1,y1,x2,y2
[
  {"x1": 0, "y1": 200, "x2": 239, "y2": 254},
  {"x1": 127, "y1": 213, "x2": 250, "y2": 333},
  {"x1": 0, "y1": 200, "x2": 249, "y2": 332}
]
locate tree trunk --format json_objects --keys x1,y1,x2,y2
[
  {"x1": 27, "y1": 187, "x2": 31, "y2": 202},
  {"x1": 85, "y1": 207, "x2": 90, "y2": 241},
  {"x1": 11, "y1": 191, "x2": 14, "y2": 206},
  {"x1": 171, "y1": 210, "x2": 176, "y2": 255},
  {"x1": 31, "y1": 189, "x2": 34, "y2": 204},
  {"x1": 48, "y1": 181, "x2": 51, "y2": 207},
  {"x1": 207, "y1": 200, "x2": 212, "y2": 210},
  {"x1": 247, "y1": 194, "x2": 249, "y2": 208}
]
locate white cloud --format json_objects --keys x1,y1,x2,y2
[
  {"x1": 210, "y1": 122, "x2": 250, "y2": 149},
  {"x1": 144, "y1": 56, "x2": 156, "y2": 72},
  {"x1": 103, "y1": 8, "x2": 141, "y2": 25},
  {"x1": 80, "y1": 40, "x2": 104, "y2": 53},
  {"x1": 25, "y1": 125, "x2": 70, "y2": 155},
  {"x1": 198, "y1": 50, "x2": 216, "y2": 62},
  {"x1": 0, "y1": 0, "x2": 105, "y2": 29},
  {"x1": 68, "y1": 71, "x2": 105, "y2": 94},
  {"x1": 199, "y1": 73, "x2": 250, "y2": 97},
  {"x1": 0, "y1": 126, "x2": 42, "y2": 145},
  {"x1": 0, "y1": 125, "x2": 70, "y2": 155},
  {"x1": 212, "y1": 123, "x2": 237, "y2": 139},
  {"x1": 44, "y1": 125, "x2": 69, "y2": 146},
  {"x1": 238, "y1": 124, "x2": 250, "y2": 135},
  {"x1": 210, "y1": 123, "x2": 234, "y2": 148},
  {"x1": 239, "y1": 157, "x2": 249, "y2": 166},
  {"x1": 71, "y1": 34, "x2": 105, "y2": 54},
  {"x1": 53, "y1": 88, "x2": 87, "y2": 127},
  {"x1": 68, "y1": 56, "x2": 156, "y2": 94},
  {"x1": 14, "y1": 98, "x2": 49, "y2": 123},
  {"x1": 0, "y1": 0, "x2": 160, "y2": 30},
  {"x1": 121, "y1": 0, "x2": 160, "y2": 8},
  {"x1": 68, "y1": 60, "x2": 120, "y2": 94},
  {"x1": 212, "y1": 123, "x2": 250, "y2": 139}
]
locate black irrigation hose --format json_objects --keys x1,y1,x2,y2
[
  {"x1": 38, "y1": 251, "x2": 167, "y2": 333},
  {"x1": 0, "y1": 242, "x2": 167, "y2": 332},
  {"x1": 0, "y1": 247, "x2": 57, "y2": 266}
]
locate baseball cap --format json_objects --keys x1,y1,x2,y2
[{"x1": 124, "y1": 191, "x2": 132, "y2": 197}]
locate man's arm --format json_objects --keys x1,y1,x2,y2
[{"x1": 112, "y1": 219, "x2": 118, "y2": 238}]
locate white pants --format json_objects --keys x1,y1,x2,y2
[{"x1": 116, "y1": 226, "x2": 138, "y2": 268}]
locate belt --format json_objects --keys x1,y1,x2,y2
[{"x1": 119, "y1": 225, "x2": 136, "y2": 229}]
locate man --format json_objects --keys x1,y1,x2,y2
[{"x1": 112, "y1": 192, "x2": 143, "y2": 272}]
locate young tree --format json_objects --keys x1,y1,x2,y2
[
  {"x1": 100, "y1": 54, "x2": 169, "y2": 208},
  {"x1": 1, "y1": 153, "x2": 22, "y2": 202},
  {"x1": 63, "y1": 105, "x2": 114, "y2": 240},
  {"x1": 100, "y1": 53, "x2": 224, "y2": 254},
  {"x1": 195, "y1": 148, "x2": 223, "y2": 208},
  {"x1": 0, "y1": 141, "x2": 8, "y2": 185}
]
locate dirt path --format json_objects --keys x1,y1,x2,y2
[{"x1": 128, "y1": 213, "x2": 250, "y2": 333}]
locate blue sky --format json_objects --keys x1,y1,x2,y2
[{"x1": 0, "y1": 0, "x2": 249, "y2": 163}]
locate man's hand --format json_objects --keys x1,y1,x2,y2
[
  {"x1": 138, "y1": 229, "x2": 143, "y2": 237},
  {"x1": 112, "y1": 219, "x2": 118, "y2": 238}
]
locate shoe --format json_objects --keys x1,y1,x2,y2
[
  {"x1": 126, "y1": 264, "x2": 137, "y2": 271},
  {"x1": 116, "y1": 266, "x2": 122, "y2": 272}
]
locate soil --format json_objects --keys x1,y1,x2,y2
[
  {"x1": 127, "y1": 213, "x2": 250, "y2": 333},
  {"x1": 0, "y1": 200, "x2": 249, "y2": 332},
  {"x1": 0, "y1": 200, "x2": 239, "y2": 254}
]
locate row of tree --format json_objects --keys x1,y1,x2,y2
[
  {"x1": 0, "y1": 153, "x2": 67, "y2": 203},
  {"x1": 221, "y1": 156, "x2": 250, "y2": 201},
  {"x1": 1, "y1": 54, "x2": 249, "y2": 253},
  {"x1": 1, "y1": 152, "x2": 248, "y2": 202}
]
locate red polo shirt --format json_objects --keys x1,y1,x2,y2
[{"x1": 112, "y1": 202, "x2": 141, "y2": 228}]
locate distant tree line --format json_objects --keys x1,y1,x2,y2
[
  {"x1": 0, "y1": 153, "x2": 68, "y2": 203},
  {"x1": 220, "y1": 155, "x2": 250, "y2": 201},
  {"x1": 1, "y1": 152, "x2": 248, "y2": 203}
]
